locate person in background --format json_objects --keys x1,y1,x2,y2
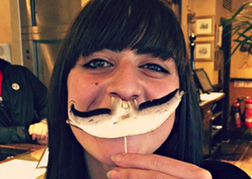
[
  {"x1": 0, "y1": 58, "x2": 48, "y2": 145},
  {"x1": 46, "y1": 0, "x2": 250, "y2": 178}
]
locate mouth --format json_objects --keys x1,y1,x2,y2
[{"x1": 66, "y1": 88, "x2": 183, "y2": 138}]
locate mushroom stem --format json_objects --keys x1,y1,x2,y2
[{"x1": 124, "y1": 136, "x2": 127, "y2": 153}]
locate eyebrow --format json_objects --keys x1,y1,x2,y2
[
  {"x1": 135, "y1": 47, "x2": 174, "y2": 59},
  {"x1": 105, "y1": 47, "x2": 175, "y2": 61}
]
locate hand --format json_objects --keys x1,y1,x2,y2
[
  {"x1": 107, "y1": 153, "x2": 212, "y2": 179},
  {"x1": 28, "y1": 119, "x2": 48, "y2": 145},
  {"x1": 36, "y1": 138, "x2": 48, "y2": 145}
]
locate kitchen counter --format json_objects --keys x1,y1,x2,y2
[
  {"x1": 199, "y1": 92, "x2": 225, "y2": 155},
  {"x1": 200, "y1": 92, "x2": 225, "y2": 106}
]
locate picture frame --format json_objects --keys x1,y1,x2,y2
[
  {"x1": 195, "y1": 42, "x2": 213, "y2": 61},
  {"x1": 195, "y1": 16, "x2": 214, "y2": 36}
]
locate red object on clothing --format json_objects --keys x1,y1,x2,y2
[{"x1": 0, "y1": 70, "x2": 2, "y2": 96}]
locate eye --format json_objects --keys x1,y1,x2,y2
[
  {"x1": 139, "y1": 63, "x2": 169, "y2": 74},
  {"x1": 83, "y1": 58, "x2": 113, "y2": 69}
]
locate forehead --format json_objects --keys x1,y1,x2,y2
[{"x1": 82, "y1": 48, "x2": 175, "y2": 62}]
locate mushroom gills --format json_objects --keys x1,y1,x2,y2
[{"x1": 67, "y1": 89, "x2": 184, "y2": 138}]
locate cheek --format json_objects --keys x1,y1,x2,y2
[
  {"x1": 68, "y1": 70, "x2": 85, "y2": 99},
  {"x1": 67, "y1": 70, "x2": 101, "y2": 109},
  {"x1": 143, "y1": 77, "x2": 179, "y2": 101}
]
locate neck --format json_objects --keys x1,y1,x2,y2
[{"x1": 85, "y1": 151, "x2": 114, "y2": 179}]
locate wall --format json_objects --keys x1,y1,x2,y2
[
  {"x1": 81, "y1": 0, "x2": 90, "y2": 6},
  {"x1": 188, "y1": 0, "x2": 217, "y2": 84},
  {"x1": 9, "y1": 0, "x2": 22, "y2": 65},
  {"x1": 0, "y1": 0, "x2": 22, "y2": 65},
  {"x1": 181, "y1": 0, "x2": 188, "y2": 45},
  {"x1": 0, "y1": 0, "x2": 13, "y2": 62},
  {"x1": 229, "y1": 81, "x2": 252, "y2": 129},
  {"x1": 228, "y1": 0, "x2": 252, "y2": 129},
  {"x1": 1, "y1": 0, "x2": 89, "y2": 66},
  {"x1": 187, "y1": 0, "x2": 252, "y2": 131},
  {"x1": 0, "y1": 1, "x2": 11, "y2": 43},
  {"x1": 230, "y1": 0, "x2": 252, "y2": 79},
  {"x1": 187, "y1": 0, "x2": 232, "y2": 85}
]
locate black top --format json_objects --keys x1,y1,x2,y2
[
  {"x1": 81, "y1": 160, "x2": 251, "y2": 179},
  {"x1": 0, "y1": 59, "x2": 48, "y2": 144},
  {"x1": 202, "y1": 161, "x2": 251, "y2": 179}
]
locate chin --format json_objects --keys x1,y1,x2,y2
[
  {"x1": 71, "y1": 126, "x2": 124, "y2": 163},
  {"x1": 84, "y1": 135, "x2": 156, "y2": 167},
  {"x1": 126, "y1": 131, "x2": 166, "y2": 154},
  {"x1": 70, "y1": 113, "x2": 174, "y2": 165}
]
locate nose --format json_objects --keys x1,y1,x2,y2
[{"x1": 106, "y1": 62, "x2": 142, "y2": 101}]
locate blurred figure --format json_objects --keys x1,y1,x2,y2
[{"x1": 0, "y1": 58, "x2": 48, "y2": 145}]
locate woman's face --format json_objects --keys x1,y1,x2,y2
[{"x1": 67, "y1": 49, "x2": 179, "y2": 166}]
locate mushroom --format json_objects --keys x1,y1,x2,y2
[{"x1": 66, "y1": 89, "x2": 184, "y2": 138}]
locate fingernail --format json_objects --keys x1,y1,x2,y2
[
  {"x1": 107, "y1": 169, "x2": 120, "y2": 179},
  {"x1": 111, "y1": 154, "x2": 124, "y2": 163}
]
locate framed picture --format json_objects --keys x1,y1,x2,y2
[
  {"x1": 195, "y1": 16, "x2": 214, "y2": 36},
  {"x1": 216, "y1": 25, "x2": 223, "y2": 47},
  {"x1": 195, "y1": 42, "x2": 213, "y2": 61}
]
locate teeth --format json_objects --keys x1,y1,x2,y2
[
  {"x1": 122, "y1": 101, "x2": 129, "y2": 109},
  {"x1": 129, "y1": 100, "x2": 138, "y2": 110}
]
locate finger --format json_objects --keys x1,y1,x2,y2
[
  {"x1": 37, "y1": 138, "x2": 48, "y2": 145},
  {"x1": 29, "y1": 124, "x2": 39, "y2": 134},
  {"x1": 107, "y1": 167, "x2": 178, "y2": 179},
  {"x1": 31, "y1": 133, "x2": 37, "y2": 140},
  {"x1": 42, "y1": 126, "x2": 48, "y2": 136},
  {"x1": 30, "y1": 122, "x2": 47, "y2": 136},
  {"x1": 29, "y1": 123, "x2": 45, "y2": 140},
  {"x1": 38, "y1": 127, "x2": 48, "y2": 139},
  {"x1": 29, "y1": 125, "x2": 37, "y2": 140},
  {"x1": 39, "y1": 122, "x2": 48, "y2": 137},
  {"x1": 28, "y1": 125, "x2": 34, "y2": 135},
  {"x1": 111, "y1": 153, "x2": 211, "y2": 179},
  {"x1": 34, "y1": 124, "x2": 44, "y2": 135}
]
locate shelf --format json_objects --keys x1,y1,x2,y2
[
  {"x1": 200, "y1": 92, "x2": 225, "y2": 155},
  {"x1": 200, "y1": 92, "x2": 225, "y2": 106},
  {"x1": 211, "y1": 142, "x2": 222, "y2": 154},
  {"x1": 212, "y1": 125, "x2": 223, "y2": 137},
  {"x1": 212, "y1": 111, "x2": 223, "y2": 120}
]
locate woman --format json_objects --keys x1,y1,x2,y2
[{"x1": 46, "y1": 0, "x2": 249, "y2": 178}]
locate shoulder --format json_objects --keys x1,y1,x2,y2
[
  {"x1": 11, "y1": 65, "x2": 31, "y2": 73},
  {"x1": 0, "y1": 59, "x2": 10, "y2": 72},
  {"x1": 10, "y1": 65, "x2": 37, "y2": 78},
  {"x1": 202, "y1": 161, "x2": 250, "y2": 179}
]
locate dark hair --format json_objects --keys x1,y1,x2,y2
[{"x1": 46, "y1": 0, "x2": 202, "y2": 178}]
